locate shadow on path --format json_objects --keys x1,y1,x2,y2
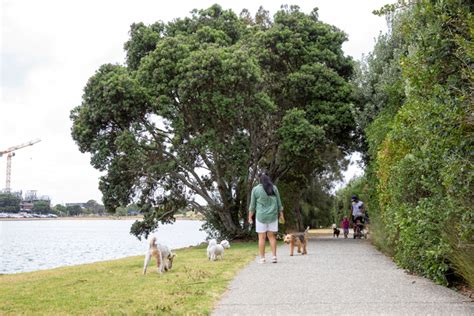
[{"x1": 213, "y1": 236, "x2": 473, "y2": 315}]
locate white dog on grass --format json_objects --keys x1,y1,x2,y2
[
  {"x1": 143, "y1": 236, "x2": 176, "y2": 274},
  {"x1": 207, "y1": 239, "x2": 230, "y2": 261},
  {"x1": 206, "y1": 239, "x2": 217, "y2": 259}
]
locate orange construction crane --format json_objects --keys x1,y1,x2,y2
[{"x1": 0, "y1": 139, "x2": 41, "y2": 192}]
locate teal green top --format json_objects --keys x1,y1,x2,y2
[{"x1": 249, "y1": 184, "x2": 283, "y2": 223}]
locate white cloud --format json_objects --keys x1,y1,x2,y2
[{"x1": 1, "y1": 0, "x2": 387, "y2": 204}]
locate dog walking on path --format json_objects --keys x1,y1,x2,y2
[{"x1": 283, "y1": 226, "x2": 310, "y2": 256}]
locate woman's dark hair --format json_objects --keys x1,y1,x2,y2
[{"x1": 259, "y1": 173, "x2": 275, "y2": 196}]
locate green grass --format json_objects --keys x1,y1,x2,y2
[{"x1": 0, "y1": 242, "x2": 258, "y2": 315}]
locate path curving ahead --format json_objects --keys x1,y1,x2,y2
[{"x1": 213, "y1": 236, "x2": 473, "y2": 315}]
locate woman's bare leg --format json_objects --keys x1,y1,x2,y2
[
  {"x1": 267, "y1": 231, "x2": 277, "y2": 257},
  {"x1": 258, "y1": 232, "x2": 266, "y2": 259}
]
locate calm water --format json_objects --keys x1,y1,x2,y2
[{"x1": 0, "y1": 219, "x2": 207, "y2": 274}]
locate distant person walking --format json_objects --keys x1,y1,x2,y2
[
  {"x1": 341, "y1": 216, "x2": 350, "y2": 238},
  {"x1": 350, "y1": 195, "x2": 364, "y2": 220},
  {"x1": 248, "y1": 173, "x2": 284, "y2": 264}
]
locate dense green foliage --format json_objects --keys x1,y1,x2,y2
[
  {"x1": 66, "y1": 205, "x2": 83, "y2": 216},
  {"x1": 355, "y1": 0, "x2": 473, "y2": 285},
  {"x1": 332, "y1": 176, "x2": 368, "y2": 224},
  {"x1": 279, "y1": 167, "x2": 342, "y2": 231},
  {"x1": 0, "y1": 193, "x2": 21, "y2": 212},
  {"x1": 71, "y1": 5, "x2": 355, "y2": 239},
  {"x1": 32, "y1": 200, "x2": 51, "y2": 213},
  {"x1": 52, "y1": 204, "x2": 67, "y2": 215},
  {"x1": 84, "y1": 199, "x2": 106, "y2": 215}
]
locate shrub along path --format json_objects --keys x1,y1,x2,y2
[{"x1": 213, "y1": 236, "x2": 473, "y2": 315}]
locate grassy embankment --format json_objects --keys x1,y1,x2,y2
[{"x1": 0, "y1": 242, "x2": 257, "y2": 315}]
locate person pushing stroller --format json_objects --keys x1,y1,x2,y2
[{"x1": 350, "y1": 195, "x2": 366, "y2": 239}]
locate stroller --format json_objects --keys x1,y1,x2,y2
[{"x1": 353, "y1": 216, "x2": 367, "y2": 239}]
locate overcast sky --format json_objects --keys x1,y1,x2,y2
[{"x1": 1, "y1": 0, "x2": 387, "y2": 205}]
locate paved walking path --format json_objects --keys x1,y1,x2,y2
[{"x1": 213, "y1": 236, "x2": 473, "y2": 315}]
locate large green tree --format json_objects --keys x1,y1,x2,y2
[
  {"x1": 52, "y1": 204, "x2": 67, "y2": 216},
  {"x1": 84, "y1": 199, "x2": 105, "y2": 215},
  {"x1": 66, "y1": 205, "x2": 83, "y2": 216},
  {"x1": 71, "y1": 5, "x2": 355, "y2": 239},
  {"x1": 32, "y1": 200, "x2": 51, "y2": 213}
]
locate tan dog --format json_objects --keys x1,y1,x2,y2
[
  {"x1": 143, "y1": 236, "x2": 176, "y2": 274},
  {"x1": 283, "y1": 227, "x2": 309, "y2": 256}
]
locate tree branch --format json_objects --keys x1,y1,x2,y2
[{"x1": 170, "y1": 171, "x2": 218, "y2": 207}]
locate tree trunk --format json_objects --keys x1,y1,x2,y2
[{"x1": 293, "y1": 202, "x2": 304, "y2": 232}]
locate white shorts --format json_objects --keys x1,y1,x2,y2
[{"x1": 256, "y1": 219, "x2": 278, "y2": 233}]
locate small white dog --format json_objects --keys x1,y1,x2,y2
[
  {"x1": 207, "y1": 240, "x2": 230, "y2": 261},
  {"x1": 143, "y1": 236, "x2": 176, "y2": 274},
  {"x1": 206, "y1": 239, "x2": 218, "y2": 260}
]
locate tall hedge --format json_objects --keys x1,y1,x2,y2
[{"x1": 356, "y1": 0, "x2": 473, "y2": 285}]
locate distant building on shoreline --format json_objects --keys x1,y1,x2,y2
[
  {"x1": 0, "y1": 189, "x2": 51, "y2": 212},
  {"x1": 21, "y1": 190, "x2": 50, "y2": 211}
]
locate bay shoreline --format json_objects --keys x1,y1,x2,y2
[{"x1": 0, "y1": 215, "x2": 203, "y2": 221}]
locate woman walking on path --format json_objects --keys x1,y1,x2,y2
[{"x1": 248, "y1": 173, "x2": 284, "y2": 264}]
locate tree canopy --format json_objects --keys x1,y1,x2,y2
[
  {"x1": 71, "y1": 5, "x2": 356, "y2": 239},
  {"x1": 32, "y1": 200, "x2": 51, "y2": 213}
]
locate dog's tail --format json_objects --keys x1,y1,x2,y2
[
  {"x1": 149, "y1": 236, "x2": 157, "y2": 248},
  {"x1": 304, "y1": 226, "x2": 310, "y2": 234}
]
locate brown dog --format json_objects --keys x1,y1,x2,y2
[{"x1": 283, "y1": 227, "x2": 309, "y2": 256}]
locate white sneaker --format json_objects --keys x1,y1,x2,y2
[
  {"x1": 258, "y1": 258, "x2": 266, "y2": 264},
  {"x1": 271, "y1": 256, "x2": 277, "y2": 263}
]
